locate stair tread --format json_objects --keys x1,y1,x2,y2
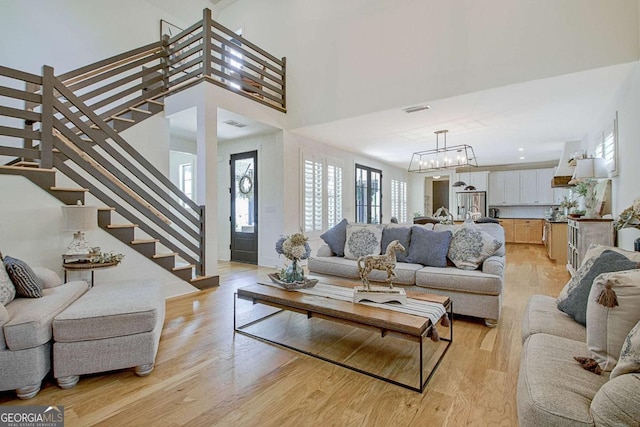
[
  {"x1": 190, "y1": 275, "x2": 216, "y2": 282},
  {"x1": 97, "y1": 207, "x2": 116, "y2": 211},
  {"x1": 14, "y1": 161, "x2": 40, "y2": 167},
  {"x1": 173, "y1": 264, "x2": 195, "y2": 271},
  {"x1": 51, "y1": 186, "x2": 88, "y2": 192},
  {"x1": 131, "y1": 239, "x2": 159, "y2": 244},
  {"x1": 106, "y1": 224, "x2": 138, "y2": 229},
  {"x1": 111, "y1": 115, "x2": 135, "y2": 123},
  {"x1": 146, "y1": 98, "x2": 164, "y2": 106},
  {"x1": 130, "y1": 107, "x2": 152, "y2": 115},
  {"x1": 0, "y1": 165, "x2": 55, "y2": 173},
  {"x1": 153, "y1": 253, "x2": 178, "y2": 259}
]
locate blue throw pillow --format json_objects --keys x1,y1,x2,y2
[
  {"x1": 557, "y1": 250, "x2": 639, "y2": 326},
  {"x1": 320, "y1": 218, "x2": 348, "y2": 257},
  {"x1": 381, "y1": 226, "x2": 411, "y2": 262},
  {"x1": 405, "y1": 227, "x2": 452, "y2": 267}
]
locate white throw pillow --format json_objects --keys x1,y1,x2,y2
[
  {"x1": 343, "y1": 223, "x2": 384, "y2": 260},
  {"x1": 586, "y1": 269, "x2": 640, "y2": 372},
  {"x1": 447, "y1": 224, "x2": 502, "y2": 271},
  {"x1": 611, "y1": 319, "x2": 640, "y2": 379}
]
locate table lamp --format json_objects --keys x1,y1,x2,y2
[
  {"x1": 62, "y1": 201, "x2": 98, "y2": 256},
  {"x1": 571, "y1": 157, "x2": 608, "y2": 218}
]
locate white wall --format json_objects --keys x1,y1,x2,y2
[
  {"x1": 219, "y1": 0, "x2": 639, "y2": 129},
  {"x1": 584, "y1": 62, "x2": 640, "y2": 249}
]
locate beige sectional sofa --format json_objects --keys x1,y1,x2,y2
[
  {"x1": 518, "y1": 244, "x2": 640, "y2": 426},
  {"x1": 308, "y1": 222, "x2": 506, "y2": 326},
  {"x1": 0, "y1": 269, "x2": 89, "y2": 399}
]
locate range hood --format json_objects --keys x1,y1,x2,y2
[{"x1": 552, "y1": 140, "x2": 582, "y2": 187}]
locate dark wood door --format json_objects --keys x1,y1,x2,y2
[
  {"x1": 231, "y1": 151, "x2": 258, "y2": 264},
  {"x1": 433, "y1": 180, "x2": 449, "y2": 211}
]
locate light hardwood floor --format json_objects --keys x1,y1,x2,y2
[{"x1": 0, "y1": 243, "x2": 570, "y2": 426}]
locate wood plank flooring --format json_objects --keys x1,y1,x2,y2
[{"x1": 0, "y1": 243, "x2": 570, "y2": 426}]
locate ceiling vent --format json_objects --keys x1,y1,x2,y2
[
  {"x1": 403, "y1": 104, "x2": 431, "y2": 114},
  {"x1": 223, "y1": 119, "x2": 248, "y2": 128}
]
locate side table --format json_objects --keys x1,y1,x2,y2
[{"x1": 62, "y1": 258, "x2": 119, "y2": 287}]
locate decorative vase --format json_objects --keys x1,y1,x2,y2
[
  {"x1": 283, "y1": 259, "x2": 304, "y2": 283},
  {"x1": 635, "y1": 237, "x2": 640, "y2": 252}
]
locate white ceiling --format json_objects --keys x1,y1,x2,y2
[
  {"x1": 291, "y1": 62, "x2": 636, "y2": 171},
  {"x1": 166, "y1": 61, "x2": 635, "y2": 170}
]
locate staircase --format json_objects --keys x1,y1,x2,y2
[{"x1": 0, "y1": 8, "x2": 287, "y2": 290}]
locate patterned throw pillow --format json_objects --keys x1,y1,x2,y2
[
  {"x1": 343, "y1": 224, "x2": 384, "y2": 260},
  {"x1": 3, "y1": 256, "x2": 43, "y2": 298},
  {"x1": 320, "y1": 218, "x2": 348, "y2": 257},
  {"x1": 0, "y1": 257, "x2": 16, "y2": 305},
  {"x1": 405, "y1": 227, "x2": 452, "y2": 267},
  {"x1": 557, "y1": 250, "x2": 638, "y2": 326},
  {"x1": 611, "y1": 319, "x2": 640, "y2": 379},
  {"x1": 447, "y1": 225, "x2": 502, "y2": 271}
]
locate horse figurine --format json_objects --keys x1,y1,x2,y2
[{"x1": 357, "y1": 240, "x2": 405, "y2": 290}]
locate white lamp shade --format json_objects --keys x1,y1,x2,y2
[
  {"x1": 572, "y1": 157, "x2": 608, "y2": 180},
  {"x1": 61, "y1": 205, "x2": 98, "y2": 231}
]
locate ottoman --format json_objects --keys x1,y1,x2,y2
[{"x1": 52, "y1": 280, "x2": 165, "y2": 388}]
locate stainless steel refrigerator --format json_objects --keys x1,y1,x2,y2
[{"x1": 456, "y1": 191, "x2": 487, "y2": 220}]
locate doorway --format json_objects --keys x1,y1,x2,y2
[
  {"x1": 230, "y1": 151, "x2": 258, "y2": 264},
  {"x1": 432, "y1": 179, "x2": 450, "y2": 212}
]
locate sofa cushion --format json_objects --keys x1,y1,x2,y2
[
  {"x1": 307, "y1": 256, "x2": 422, "y2": 285},
  {"x1": 381, "y1": 225, "x2": 411, "y2": 263},
  {"x1": 557, "y1": 250, "x2": 638, "y2": 326},
  {"x1": 405, "y1": 227, "x2": 452, "y2": 267},
  {"x1": 33, "y1": 267, "x2": 63, "y2": 289},
  {"x1": 521, "y1": 295, "x2": 586, "y2": 343},
  {"x1": 344, "y1": 223, "x2": 384, "y2": 260},
  {"x1": 517, "y1": 333, "x2": 609, "y2": 427},
  {"x1": 53, "y1": 280, "x2": 163, "y2": 342},
  {"x1": 320, "y1": 218, "x2": 348, "y2": 257},
  {"x1": 611, "y1": 319, "x2": 640, "y2": 379},
  {"x1": 447, "y1": 225, "x2": 502, "y2": 271},
  {"x1": 586, "y1": 269, "x2": 640, "y2": 372},
  {"x1": 3, "y1": 256, "x2": 43, "y2": 298},
  {"x1": 590, "y1": 373, "x2": 640, "y2": 426},
  {"x1": 415, "y1": 266, "x2": 502, "y2": 295},
  {"x1": 0, "y1": 261, "x2": 15, "y2": 305},
  {"x1": 3, "y1": 280, "x2": 89, "y2": 350}
]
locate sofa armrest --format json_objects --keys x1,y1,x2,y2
[
  {"x1": 316, "y1": 244, "x2": 334, "y2": 257},
  {"x1": 482, "y1": 255, "x2": 505, "y2": 277},
  {"x1": 591, "y1": 373, "x2": 640, "y2": 426}
]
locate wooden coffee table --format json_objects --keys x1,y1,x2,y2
[{"x1": 234, "y1": 282, "x2": 452, "y2": 392}]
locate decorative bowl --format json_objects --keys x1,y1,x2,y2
[{"x1": 267, "y1": 273, "x2": 318, "y2": 291}]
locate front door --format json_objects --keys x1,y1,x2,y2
[{"x1": 230, "y1": 151, "x2": 258, "y2": 264}]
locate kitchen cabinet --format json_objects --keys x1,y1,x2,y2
[
  {"x1": 567, "y1": 219, "x2": 614, "y2": 276},
  {"x1": 519, "y1": 168, "x2": 554, "y2": 205},
  {"x1": 456, "y1": 171, "x2": 489, "y2": 192},
  {"x1": 544, "y1": 221, "x2": 568, "y2": 264},
  {"x1": 499, "y1": 219, "x2": 515, "y2": 243},
  {"x1": 489, "y1": 171, "x2": 520, "y2": 205},
  {"x1": 514, "y1": 219, "x2": 543, "y2": 244}
]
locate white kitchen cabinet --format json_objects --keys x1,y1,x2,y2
[
  {"x1": 456, "y1": 171, "x2": 488, "y2": 191},
  {"x1": 519, "y1": 168, "x2": 554, "y2": 205},
  {"x1": 489, "y1": 171, "x2": 520, "y2": 205}
]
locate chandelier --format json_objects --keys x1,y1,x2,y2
[{"x1": 408, "y1": 130, "x2": 478, "y2": 173}]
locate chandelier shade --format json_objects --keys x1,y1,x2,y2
[{"x1": 408, "y1": 130, "x2": 478, "y2": 173}]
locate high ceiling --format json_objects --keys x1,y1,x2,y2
[{"x1": 291, "y1": 61, "x2": 636, "y2": 171}]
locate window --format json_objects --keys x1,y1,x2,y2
[
  {"x1": 355, "y1": 164, "x2": 382, "y2": 224},
  {"x1": 594, "y1": 113, "x2": 618, "y2": 176},
  {"x1": 391, "y1": 179, "x2": 407, "y2": 223},
  {"x1": 179, "y1": 163, "x2": 193, "y2": 202},
  {"x1": 304, "y1": 157, "x2": 344, "y2": 232}
]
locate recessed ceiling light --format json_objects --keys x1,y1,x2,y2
[
  {"x1": 403, "y1": 104, "x2": 431, "y2": 113},
  {"x1": 518, "y1": 148, "x2": 524, "y2": 151},
  {"x1": 519, "y1": 156, "x2": 525, "y2": 160}
]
